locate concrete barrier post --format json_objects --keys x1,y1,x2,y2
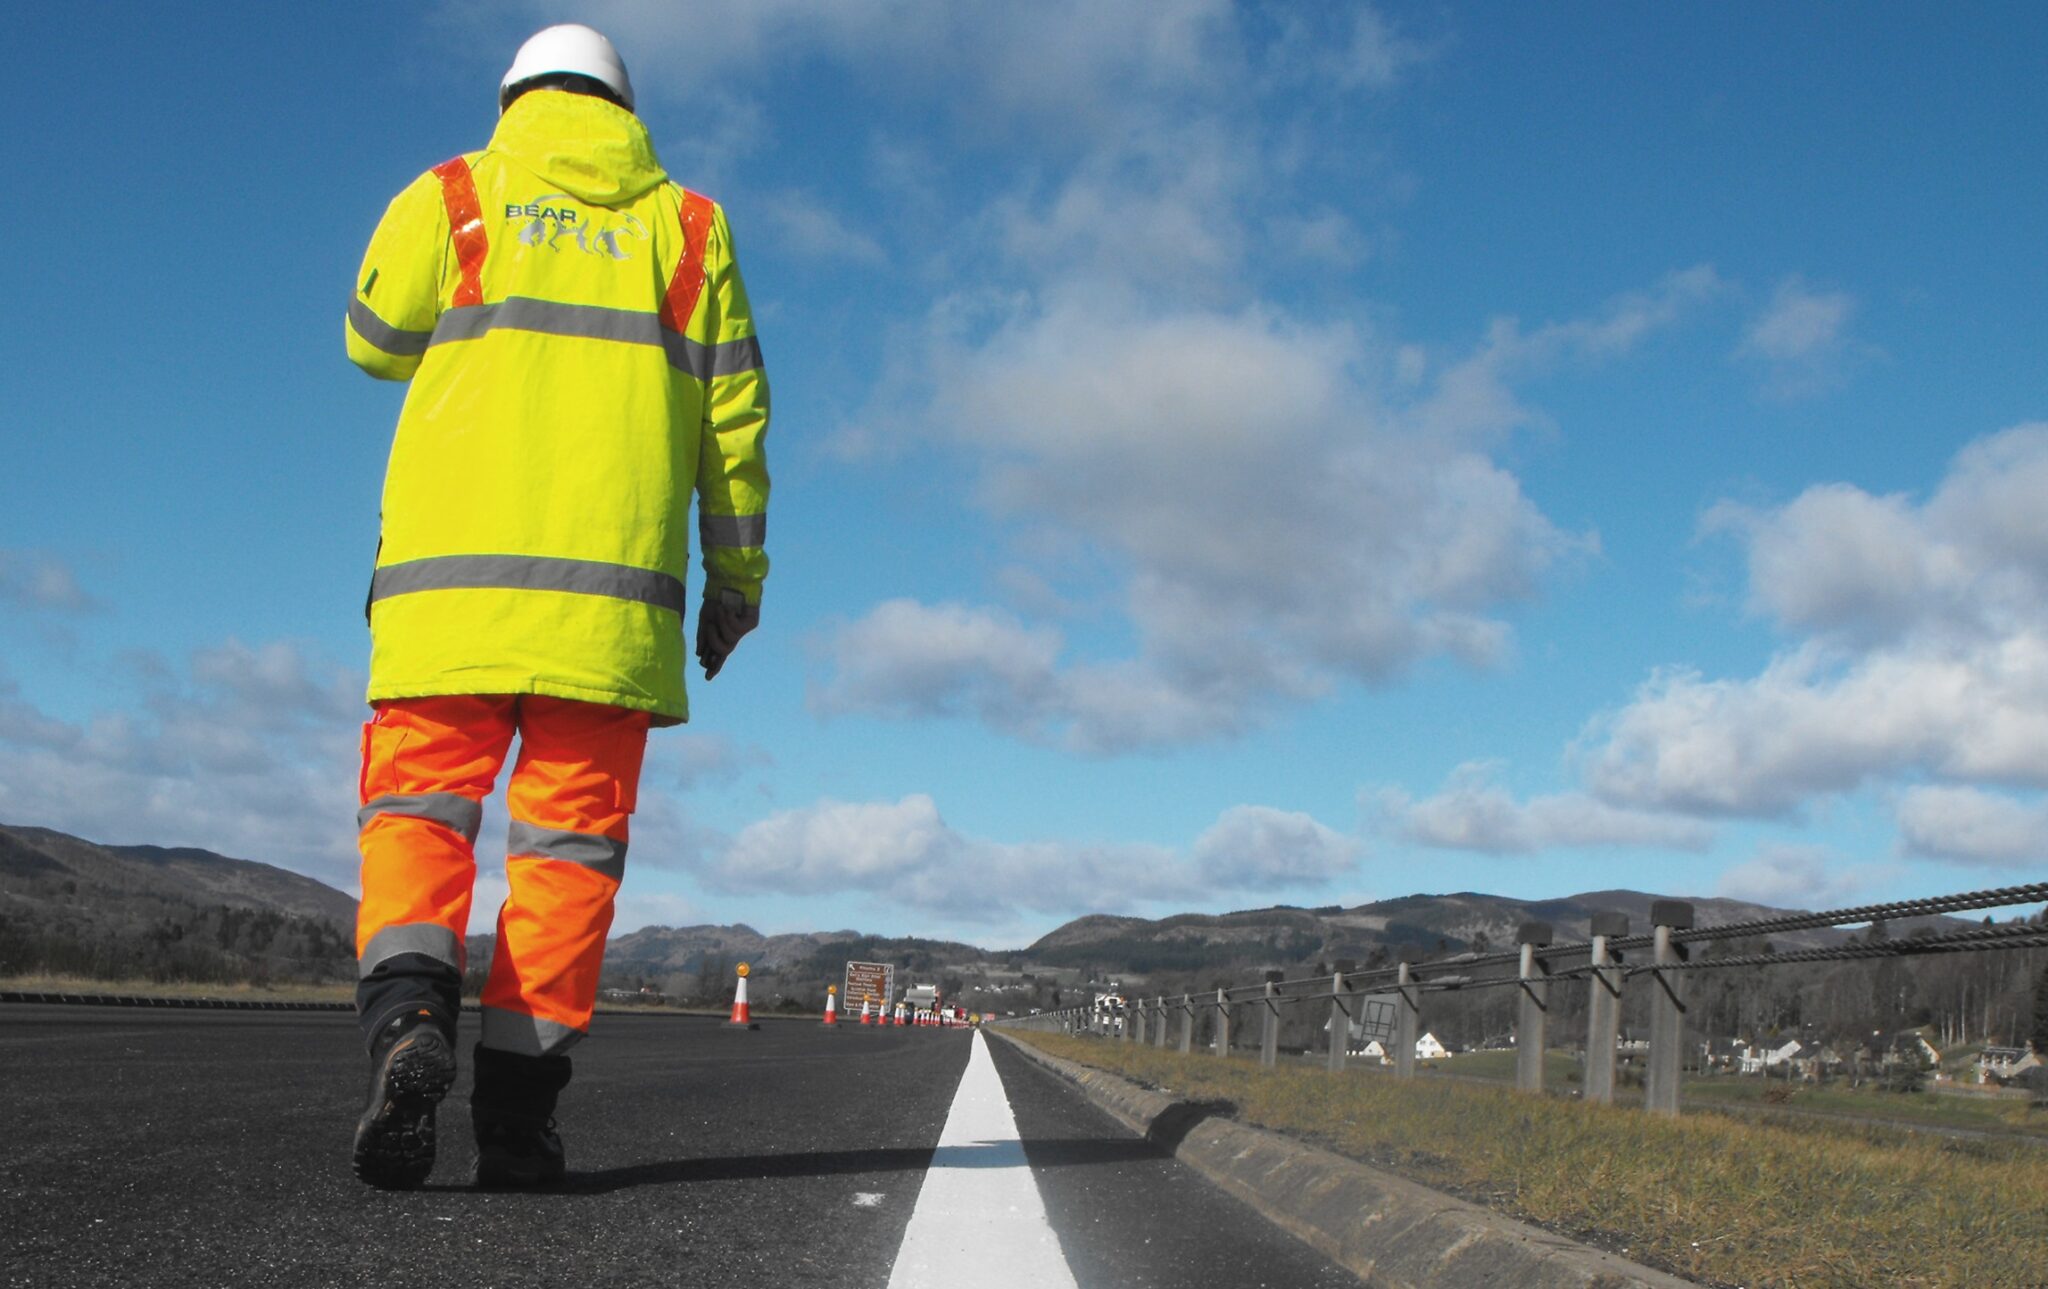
[
  {"x1": 1645, "y1": 900, "x2": 1693, "y2": 1116},
  {"x1": 1260, "y1": 972, "x2": 1282, "y2": 1069},
  {"x1": 1179, "y1": 993, "x2": 1194, "y2": 1054},
  {"x1": 1584, "y1": 912, "x2": 1628, "y2": 1104},
  {"x1": 1156, "y1": 996, "x2": 1170, "y2": 1049},
  {"x1": 1133, "y1": 997, "x2": 1148, "y2": 1046},
  {"x1": 1393, "y1": 961, "x2": 1418, "y2": 1080},
  {"x1": 1326, "y1": 968, "x2": 1349, "y2": 1073},
  {"x1": 1515, "y1": 922, "x2": 1552, "y2": 1095},
  {"x1": 1214, "y1": 987, "x2": 1230, "y2": 1057}
]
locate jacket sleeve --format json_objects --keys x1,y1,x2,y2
[
  {"x1": 345, "y1": 172, "x2": 448, "y2": 381},
  {"x1": 694, "y1": 203, "x2": 771, "y2": 605}
]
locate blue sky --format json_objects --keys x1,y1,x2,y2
[{"x1": 3, "y1": 3, "x2": 2044, "y2": 947}]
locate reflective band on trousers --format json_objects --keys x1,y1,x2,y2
[
  {"x1": 480, "y1": 1005, "x2": 584, "y2": 1057},
  {"x1": 506, "y1": 820, "x2": 627, "y2": 882},
  {"x1": 357, "y1": 791, "x2": 484, "y2": 843},
  {"x1": 348, "y1": 295, "x2": 432, "y2": 356},
  {"x1": 699, "y1": 512, "x2": 766, "y2": 550},
  {"x1": 361, "y1": 922, "x2": 465, "y2": 977},
  {"x1": 427, "y1": 297, "x2": 764, "y2": 380},
  {"x1": 369, "y1": 553, "x2": 687, "y2": 616}
]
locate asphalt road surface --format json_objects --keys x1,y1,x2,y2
[{"x1": 1, "y1": 1006, "x2": 1355, "y2": 1288}]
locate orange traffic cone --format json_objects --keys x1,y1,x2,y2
[
  {"x1": 859, "y1": 995, "x2": 874, "y2": 1025},
  {"x1": 725, "y1": 962, "x2": 760, "y2": 1030},
  {"x1": 822, "y1": 985, "x2": 840, "y2": 1027}
]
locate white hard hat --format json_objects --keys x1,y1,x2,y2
[{"x1": 500, "y1": 23, "x2": 635, "y2": 112}]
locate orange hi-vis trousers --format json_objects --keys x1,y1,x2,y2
[{"x1": 356, "y1": 695, "x2": 649, "y2": 1057}]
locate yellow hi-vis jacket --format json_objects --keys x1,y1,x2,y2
[{"x1": 346, "y1": 90, "x2": 768, "y2": 725}]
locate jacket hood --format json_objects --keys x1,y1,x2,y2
[{"x1": 488, "y1": 90, "x2": 667, "y2": 206}]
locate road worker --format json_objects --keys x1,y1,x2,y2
[{"x1": 343, "y1": 23, "x2": 769, "y2": 1190}]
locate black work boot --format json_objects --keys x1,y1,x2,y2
[
  {"x1": 351, "y1": 1008, "x2": 458, "y2": 1189},
  {"x1": 471, "y1": 1044, "x2": 573, "y2": 1190}
]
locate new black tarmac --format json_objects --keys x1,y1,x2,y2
[{"x1": 1, "y1": 1005, "x2": 1355, "y2": 1288}]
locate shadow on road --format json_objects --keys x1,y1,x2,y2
[{"x1": 567, "y1": 1137, "x2": 1167, "y2": 1194}]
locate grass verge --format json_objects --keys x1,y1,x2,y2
[
  {"x1": 0, "y1": 974, "x2": 355, "y2": 1004},
  {"x1": 1013, "y1": 1031, "x2": 2048, "y2": 1289},
  {"x1": 1398, "y1": 1050, "x2": 2048, "y2": 1140}
]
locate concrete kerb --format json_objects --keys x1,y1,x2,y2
[{"x1": 989, "y1": 1030, "x2": 1696, "y2": 1289}]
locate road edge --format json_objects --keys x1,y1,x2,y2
[{"x1": 989, "y1": 1030, "x2": 1698, "y2": 1289}]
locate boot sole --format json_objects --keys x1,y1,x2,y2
[{"x1": 352, "y1": 1030, "x2": 457, "y2": 1189}]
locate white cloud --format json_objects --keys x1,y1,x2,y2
[
  {"x1": 1409, "y1": 266, "x2": 1725, "y2": 444},
  {"x1": 1894, "y1": 784, "x2": 2048, "y2": 867},
  {"x1": 758, "y1": 189, "x2": 885, "y2": 266},
  {"x1": 1705, "y1": 485, "x2": 1957, "y2": 645},
  {"x1": 1714, "y1": 844, "x2": 1877, "y2": 908},
  {"x1": 698, "y1": 794, "x2": 1359, "y2": 921},
  {"x1": 1585, "y1": 424, "x2": 2048, "y2": 818},
  {"x1": 1585, "y1": 637, "x2": 2048, "y2": 817},
  {"x1": 815, "y1": 269, "x2": 1730, "y2": 752},
  {"x1": 0, "y1": 550, "x2": 95, "y2": 613},
  {"x1": 1737, "y1": 276, "x2": 1862, "y2": 397},
  {"x1": 1378, "y1": 762, "x2": 1714, "y2": 854},
  {"x1": 1742, "y1": 279, "x2": 1852, "y2": 362},
  {"x1": 535, "y1": 0, "x2": 1242, "y2": 140},
  {"x1": 1191, "y1": 806, "x2": 1362, "y2": 885},
  {"x1": 649, "y1": 730, "x2": 770, "y2": 791},
  {"x1": 0, "y1": 641, "x2": 364, "y2": 889}
]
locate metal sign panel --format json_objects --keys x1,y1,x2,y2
[
  {"x1": 1354, "y1": 994, "x2": 1398, "y2": 1044},
  {"x1": 844, "y1": 961, "x2": 895, "y2": 1012}
]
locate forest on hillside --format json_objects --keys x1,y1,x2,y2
[{"x1": 0, "y1": 903, "x2": 355, "y2": 986}]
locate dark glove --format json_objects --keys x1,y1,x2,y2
[{"x1": 695, "y1": 587, "x2": 759, "y2": 680}]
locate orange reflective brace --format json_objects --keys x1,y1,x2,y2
[
  {"x1": 431, "y1": 156, "x2": 489, "y2": 309},
  {"x1": 355, "y1": 696, "x2": 647, "y2": 1047},
  {"x1": 659, "y1": 188, "x2": 715, "y2": 336},
  {"x1": 355, "y1": 696, "x2": 515, "y2": 965},
  {"x1": 482, "y1": 700, "x2": 648, "y2": 1046}
]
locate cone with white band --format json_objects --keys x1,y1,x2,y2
[
  {"x1": 822, "y1": 985, "x2": 840, "y2": 1027},
  {"x1": 724, "y1": 962, "x2": 760, "y2": 1030}
]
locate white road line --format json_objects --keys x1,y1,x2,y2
[{"x1": 886, "y1": 1030, "x2": 1079, "y2": 1289}]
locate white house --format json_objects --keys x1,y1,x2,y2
[
  {"x1": 1738, "y1": 1039, "x2": 1802, "y2": 1074},
  {"x1": 1978, "y1": 1046, "x2": 2038, "y2": 1081},
  {"x1": 1346, "y1": 1034, "x2": 1446, "y2": 1064}
]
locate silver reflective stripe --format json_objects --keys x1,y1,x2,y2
[
  {"x1": 431, "y1": 297, "x2": 661, "y2": 347},
  {"x1": 360, "y1": 923, "x2": 465, "y2": 977},
  {"x1": 480, "y1": 1006, "x2": 584, "y2": 1057},
  {"x1": 424, "y1": 295, "x2": 763, "y2": 381},
  {"x1": 348, "y1": 295, "x2": 432, "y2": 356},
  {"x1": 699, "y1": 512, "x2": 767, "y2": 549},
  {"x1": 505, "y1": 821, "x2": 627, "y2": 881},
  {"x1": 370, "y1": 554, "x2": 687, "y2": 617},
  {"x1": 663, "y1": 332, "x2": 764, "y2": 381},
  {"x1": 358, "y1": 792, "x2": 484, "y2": 843}
]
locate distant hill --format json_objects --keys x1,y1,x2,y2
[
  {"x1": 5, "y1": 820, "x2": 1965, "y2": 998},
  {"x1": 1019, "y1": 888, "x2": 1949, "y2": 976},
  {"x1": 605, "y1": 924, "x2": 992, "y2": 978},
  {"x1": 0, "y1": 823, "x2": 358, "y2": 983}
]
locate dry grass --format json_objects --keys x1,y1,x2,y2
[
  {"x1": 1016, "y1": 1032, "x2": 2048, "y2": 1288},
  {"x1": 0, "y1": 973, "x2": 355, "y2": 1003}
]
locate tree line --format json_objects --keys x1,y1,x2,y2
[{"x1": 0, "y1": 904, "x2": 355, "y2": 986}]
